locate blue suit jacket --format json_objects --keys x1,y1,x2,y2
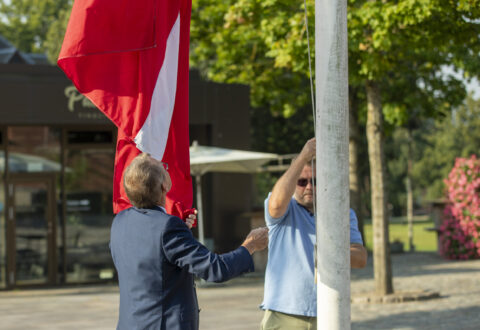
[{"x1": 110, "y1": 206, "x2": 254, "y2": 330}]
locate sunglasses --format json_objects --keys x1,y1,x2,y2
[{"x1": 297, "y1": 178, "x2": 315, "y2": 187}]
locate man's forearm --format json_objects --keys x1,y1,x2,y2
[
  {"x1": 269, "y1": 156, "x2": 308, "y2": 217},
  {"x1": 241, "y1": 227, "x2": 269, "y2": 255},
  {"x1": 271, "y1": 158, "x2": 305, "y2": 200},
  {"x1": 268, "y1": 138, "x2": 316, "y2": 218}
]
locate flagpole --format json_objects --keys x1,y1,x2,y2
[
  {"x1": 315, "y1": 0, "x2": 350, "y2": 329},
  {"x1": 195, "y1": 174, "x2": 205, "y2": 246}
]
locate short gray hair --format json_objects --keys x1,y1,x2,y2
[{"x1": 123, "y1": 153, "x2": 167, "y2": 208}]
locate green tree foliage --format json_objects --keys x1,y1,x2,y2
[
  {"x1": 386, "y1": 95, "x2": 480, "y2": 215},
  {"x1": 191, "y1": 0, "x2": 314, "y2": 118},
  {"x1": 385, "y1": 126, "x2": 425, "y2": 215},
  {"x1": 0, "y1": 0, "x2": 72, "y2": 60},
  {"x1": 191, "y1": 0, "x2": 479, "y2": 147},
  {"x1": 347, "y1": 0, "x2": 479, "y2": 224},
  {"x1": 413, "y1": 95, "x2": 480, "y2": 200},
  {"x1": 348, "y1": 0, "x2": 479, "y2": 120},
  {"x1": 344, "y1": 0, "x2": 478, "y2": 295},
  {"x1": 44, "y1": 4, "x2": 71, "y2": 62}
]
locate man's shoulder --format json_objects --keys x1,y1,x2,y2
[
  {"x1": 265, "y1": 194, "x2": 297, "y2": 209},
  {"x1": 264, "y1": 196, "x2": 304, "y2": 229},
  {"x1": 114, "y1": 206, "x2": 177, "y2": 227}
]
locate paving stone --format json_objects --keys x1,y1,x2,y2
[{"x1": 0, "y1": 252, "x2": 479, "y2": 329}]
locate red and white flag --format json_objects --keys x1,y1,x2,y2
[{"x1": 58, "y1": 0, "x2": 193, "y2": 216}]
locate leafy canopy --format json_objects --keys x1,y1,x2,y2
[
  {"x1": 0, "y1": 0, "x2": 72, "y2": 59},
  {"x1": 191, "y1": 0, "x2": 480, "y2": 129},
  {"x1": 413, "y1": 96, "x2": 480, "y2": 200}
]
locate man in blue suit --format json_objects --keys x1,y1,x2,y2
[{"x1": 110, "y1": 153, "x2": 268, "y2": 330}]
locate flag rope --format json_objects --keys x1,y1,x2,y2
[
  {"x1": 303, "y1": 0, "x2": 319, "y2": 285},
  {"x1": 303, "y1": 0, "x2": 317, "y2": 218}
]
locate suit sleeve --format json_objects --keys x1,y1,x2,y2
[{"x1": 161, "y1": 216, "x2": 254, "y2": 283}]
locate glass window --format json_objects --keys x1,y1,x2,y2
[
  {"x1": 65, "y1": 148, "x2": 115, "y2": 283},
  {"x1": 13, "y1": 180, "x2": 50, "y2": 285},
  {"x1": 67, "y1": 131, "x2": 114, "y2": 144},
  {"x1": 7, "y1": 127, "x2": 61, "y2": 173},
  {"x1": 6, "y1": 127, "x2": 61, "y2": 287}
]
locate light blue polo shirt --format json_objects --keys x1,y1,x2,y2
[{"x1": 260, "y1": 195, "x2": 363, "y2": 317}]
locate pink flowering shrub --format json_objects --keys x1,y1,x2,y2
[{"x1": 439, "y1": 155, "x2": 480, "y2": 260}]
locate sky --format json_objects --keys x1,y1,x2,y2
[
  {"x1": 442, "y1": 65, "x2": 480, "y2": 100},
  {"x1": 466, "y1": 77, "x2": 480, "y2": 99}
]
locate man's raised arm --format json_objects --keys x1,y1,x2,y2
[{"x1": 268, "y1": 138, "x2": 316, "y2": 218}]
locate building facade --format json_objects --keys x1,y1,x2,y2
[{"x1": 0, "y1": 40, "x2": 253, "y2": 289}]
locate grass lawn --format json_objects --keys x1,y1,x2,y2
[{"x1": 363, "y1": 215, "x2": 438, "y2": 252}]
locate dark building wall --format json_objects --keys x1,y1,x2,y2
[
  {"x1": 189, "y1": 71, "x2": 252, "y2": 252},
  {"x1": 0, "y1": 65, "x2": 110, "y2": 125}
]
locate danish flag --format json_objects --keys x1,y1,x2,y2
[{"x1": 58, "y1": 0, "x2": 193, "y2": 216}]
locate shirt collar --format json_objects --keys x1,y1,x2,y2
[
  {"x1": 295, "y1": 200, "x2": 314, "y2": 216},
  {"x1": 133, "y1": 205, "x2": 166, "y2": 213}
]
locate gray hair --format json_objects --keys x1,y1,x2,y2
[{"x1": 123, "y1": 153, "x2": 167, "y2": 208}]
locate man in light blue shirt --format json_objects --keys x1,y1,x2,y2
[{"x1": 260, "y1": 138, "x2": 367, "y2": 330}]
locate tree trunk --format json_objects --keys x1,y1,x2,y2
[
  {"x1": 366, "y1": 81, "x2": 393, "y2": 295},
  {"x1": 349, "y1": 87, "x2": 365, "y2": 242},
  {"x1": 406, "y1": 128, "x2": 414, "y2": 252}
]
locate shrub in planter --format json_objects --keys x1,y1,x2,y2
[{"x1": 439, "y1": 155, "x2": 480, "y2": 260}]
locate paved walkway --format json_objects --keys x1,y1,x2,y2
[
  {"x1": 351, "y1": 252, "x2": 480, "y2": 329},
  {"x1": 1, "y1": 252, "x2": 480, "y2": 329}
]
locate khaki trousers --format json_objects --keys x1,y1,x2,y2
[{"x1": 261, "y1": 310, "x2": 317, "y2": 330}]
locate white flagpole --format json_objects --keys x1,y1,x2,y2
[
  {"x1": 315, "y1": 0, "x2": 350, "y2": 329},
  {"x1": 195, "y1": 174, "x2": 205, "y2": 246}
]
